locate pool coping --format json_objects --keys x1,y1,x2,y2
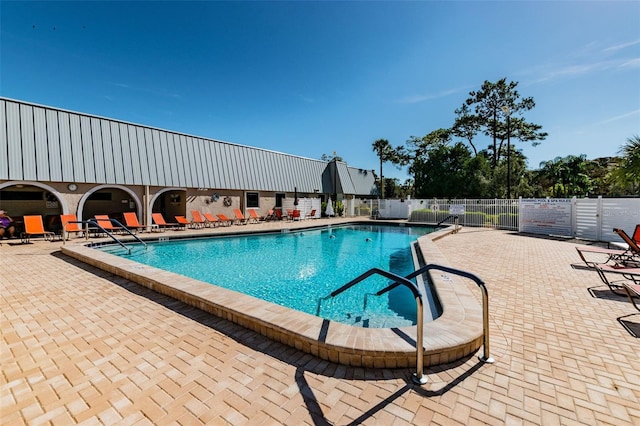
[{"x1": 60, "y1": 222, "x2": 484, "y2": 368}]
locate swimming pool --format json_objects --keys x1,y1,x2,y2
[
  {"x1": 99, "y1": 224, "x2": 440, "y2": 328},
  {"x1": 62, "y1": 221, "x2": 485, "y2": 368}
]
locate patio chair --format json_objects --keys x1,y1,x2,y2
[
  {"x1": 21, "y1": 215, "x2": 56, "y2": 243},
  {"x1": 203, "y1": 213, "x2": 221, "y2": 227},
  {"x1": 190, "y1": 211, "x2": 208, "y2": 228},
  {"x1": 216, "y1": 214, "x2": 233, "y2": 227},
  {"x1": 264, "y1": 209, "x2": 277, "y2": 221},
  {"x1": 152, "y1": 212, "x2": 179, "y2": 230},
  {"x1": 233, "y1": 209, "x2": 249, "y2": 225},
  {"x1": 291, "y1": 209, "x2": 301, "y2": 221},
  {"x1": 94, "y1": 215, "x2": 124, "y2": 235},
  {"x1": 304, "y1": 209, "x2": 316, "y2": 220},
  {"x1": 247, "y1": 209, "x2": 260, "y2": 224},
  {"x1": 622, "y1": 282, "x2": 640, "y2": 312},
  {"x1": 60, "y1": 214, "x2": 84, "y2": 240},
  {"x1": 594, "y1": 263, "x2": 640, "y2": 297},
  {"x1": 614, "y1": 227, "x2": 640, "y2": 255},
  {"x1": 575, "y1": 245, "x2": 638, "y2": 269},
  {"x1": 175, "y1": 215, "x2": 193, "y2": 230},
  {"x1": 123, "y1": 212, "x2": 146, "y2": 233}
]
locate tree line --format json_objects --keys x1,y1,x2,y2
[{"x1": 367, "y1": 78, "x2": 640, "y2": 199}]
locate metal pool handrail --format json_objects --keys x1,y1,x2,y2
[
  {"x1": 407, "y1": 264, "x2": 494, "y2": 365},
  {"x1": 63, "y1": 219, "x2": 147, "y2": 253},
  {"x1": 316, "y1": 263, "x2": 494, "y2": 385},
  {"x1": 316, "y1": 267, "x2": 428, "y2": 385}
]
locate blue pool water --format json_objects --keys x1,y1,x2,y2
[{"x1": 99, "y1": 224, "x2": 437, "y2": 328}]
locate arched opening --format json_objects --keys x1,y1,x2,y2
[
  {"x1": 0, "y1": 182, "x2": 67, "y2": 235},
  {"x1": 150, "y1": 188, "x2": 186, "y2": 223},
  {"x1": 78, "y1": 185, "x2": 142, "y2": 224}
]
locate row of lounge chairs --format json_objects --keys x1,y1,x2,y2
[
  {"x1": 18, "y1": 209, "x2": 272, "y2": 243},
  {"x1": 575, "y1": 225, "x2": 640, "y2": 314}
]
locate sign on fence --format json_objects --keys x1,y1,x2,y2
[
  {"x1": 449, "y1": 205, "x2": 465, "y2": 215},
  {"x1": 520, "y1": 198, "x2": 574, "y2": 237}
]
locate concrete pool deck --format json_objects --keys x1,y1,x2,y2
[
  {"x1": 2, "y1": 219, "x2": 640, "y2": 424},
  {"x1": 59, "y1": 220, "x2": 484, "y2": 370}
]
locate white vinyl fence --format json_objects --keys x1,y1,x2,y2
[{"x1": 361, "y1": 196, "x2": 640, "y2": 244}]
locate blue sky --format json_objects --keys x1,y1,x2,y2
[{"x1": 2, "y1": 1, "x2": 639, "y2": 181}]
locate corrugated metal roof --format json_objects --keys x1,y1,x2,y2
[{"x1": 0, "y1": 97, "x2": 376, "y2": 195}]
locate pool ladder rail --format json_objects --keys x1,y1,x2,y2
[
  {"x1": 316, "y1": 264, "x2": 493, "y2": 385},
  {"x1": 63, "y1": 218, "x2": 147, "y2": 254}
]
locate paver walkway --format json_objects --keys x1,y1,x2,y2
[{"x1": 2, "y1": 225, "x2": 639, "y2": 425}]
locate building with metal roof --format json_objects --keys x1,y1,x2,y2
[{"x1": 0, "y1": 97, "x2": 377, "y2": 234}]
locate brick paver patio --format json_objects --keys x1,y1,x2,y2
[{"x1": 2, "y1": 224, "x2": 639, "y2": 425}]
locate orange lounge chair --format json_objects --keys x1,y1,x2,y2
[
  {"x1": 152, "y1": 212, "x2": 179, "y2": 230},
  {"x1": 233, "y1": 209, "x2": 249, "y2": 225},
  {"x1": 60, "y1": 214, "x2": 84, "y2": 239},
  {"x1": 123, "y1": 212, "x2": 146, "y2": 233},
  {"x1": 248, "y1": 209, "x2": 260, "y2": 224},
  {"x1": 175, "y1": 215, "x2": 193, "y2": 229},
  {"x1": 21, "y1": 215, "x2": 55, "y2": 243},
  {"x1": 203, "y1": 213, "x2": 220, "y2": 227},
  {"x1": 593, "y1": 263, "x2": 640, "y2": 295},
  {"x1": 632, "y1": 225, "x2": 640, "y2": 245},
  {"x1": 614, "y1": 227, "x2": 640, "y2": 256},
  {"x1": 575, "y1": 245, "x2": 638, "y2": 269},
  {"x1": 94, "y1": 215, "x2": 124, "y2": 234},
  {"x1": 264, "y1": 209, "x2": 277, "y2": 221},
  {"x1": 216, "y1": 214, "x2": 233, "y2": 227},
  {"x1": 291, "y1": 209, "x2": 301, "y2": 221},
  {"x1": 304, "y1": 209, "x2": 317, "y2": 220},
  {"x1": 191, "y1": 211, "x2": 208, "y2": 228},
  {"x1": 622, "y1": 282, "x2": 640, "y2": 312},
  {"x1": 594, "y1": 263, "x2": 640, "y2": 296}
]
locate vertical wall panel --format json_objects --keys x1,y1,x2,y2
[
  {"x1": 19, "y1": 104, "x2": 37, "y2": 180},
  {"x1": 0, "y1": 101, "x2": 8, "y2": 179},
  {"x1": 127, "y1": 125, "x2": 142, "y2": 184},
  {"x1": 6, "y1": 102, "x2": 23, "y2": 179},
  {"x1": 119, "y1": 123, "x2": 133, "y2": 184},
  {"x1": 160, "y1": 132, "x2": 177, "y2": 186},
  {"x1": 224, "y1": 144, "x2": 236, "y2": 188},
  {"x1": 45, "y1": 109, "x2": 62, "y2": 182},
  {"x1": 138, "y1": 127, "x2": 151, "y2": 185},
  {"x1": 223, "y1": 144, "x2": 234, "y2": 188},
  {"x1": 57, "y1": 112, "x2": 74, "y2": 181},
  {"x1": 211, "y1": 143, "x2": 225, "y2": 188},
  {"x1": 151, "y1": 130, "x2": 166, "y2": 186},
  {"x1": 165, "y1": 133, "x2": 182, "y2": 187},
  {"x1": 99, "y1": 119, "x2": 115, "y2": 183},
  {"x1": 238, "y1": 147, "x2": 251, "y2": 189},
  {"x1": 110, "y1": 122, "x2": 125, "y2": 183},
  {"x1": 90, "y1": 118, "x2": 106, "y2": 183},
  {"x1": 244, "y1": 150, "x2": 258, "y2": 190},
  {"x1": 33, "y1": 107, "x2": 51, "y2": 181},
  {"x1": 69, "y1": 114, "x2": 85, "y2": 181},
  {"x1": 172, "y1": 134, "x2": 184, "y2": 187},
  {"x1": 194, "y1": 139, "x2": 206, "y2": 188},
  {"x1": 201, "y1": 139, "x2": 214, "y2": 188},
  {"x1": 255, "y1": 151, "x2": 269, "y2": 191},
  {"x1": 80, "y1": 116, "x2": 95, "y2": 182},
  {"x1": 183, "y1": 136, "x2": 197, "y2": 187}
]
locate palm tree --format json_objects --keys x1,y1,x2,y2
[
  {"x1": 610, "y1": 135, "x2": 640, "y2": 195},
  {"x1": 372, "y1": 139, "x2": 395, "y2": 199}
]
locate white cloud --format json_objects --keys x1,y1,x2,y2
[
  {"x1": 603, "y1": 39, "x2": 640, "y2": 52},
  {"x1": 594, "y1": 109, "x2": 640, "y2": 126},
  {"x1": 395, "y1": 87, "x2": 463, "y2": 104}
]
